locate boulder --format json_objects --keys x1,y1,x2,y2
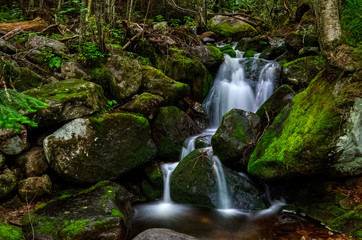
[
  {"x1": 15, "y1": 147, "x2": 48, "y2": 177},
  {"x1": 141, "y1": 162, "x2": 163, "y2": 200},
  {"x1": 0, "y1": 168, "x2": 19, "y2": 200},
  {"x1": 152, "y1": 106, "x2": 200, "y2": 161},
  {"x1": 218, "y1": 45, "x2": 236, "y2": 57},
  {"x1": 141, "y1": 66, "x2": 189, "y2": 105},
  {"x1": 191, "y1": 46, "x2": 224, "y2": 75},
  {"x1": 248, "y1": 70, "x2": 362, "y2": 180},
  {"x1": 0, "y1": 39, "x2": 16, "y2": 54},
  {"x1": 0, "y1": 127, "x2": 27, "y2": 155},
  {"x1": 0, "y1": 58, "x2": 47, "y2": 92},
  {"x1": 0, "y1": 225, "x2": 25, "y2": 240},
  {"x1": 236, "y1": 36, "x2": 270, "y2": 52},
  {"x1": 121, "y1": 93, "x2": 165, "y2": 120},
  {"x1": 212, "y1": 109, "x2": 260, "y2": 168},
  {"x1": 43, "y1": 113, "x2": 157, "y2": 183},
  {"x1": 24, "y1": 79, "x2": 105, "y2": 126},
  {"x1": 170, "y1": 149, "x2": 267, "y2": 209},
  {"x1": 22, "y1": 181, "x2": 133, "y2": 240},
  {"x1": 160, "y1": 48, "x2": 213, "y2": 102},
  {"x1": 208, "y1": 15, "x2": 258, "y2": 40},
  {"x1": 285, "y1": 30, "x2": 319, "y2": 54},
  {"x1": 259, "y1": 45, "x2": 287, "y2": 60},
  {"x1": 18, "y1": 174, "x2": 52, "y2": 200},
  {"x1": 26, "y1": 35, "x2": 67, "y2": 55},
  {"x1": 61, "y1": 61, "x2": 90, "y2": 80},
  {"x1": 133, "y1": 228, "x2": 198, "y2": 240},
  {"x1": 282, "y1": 56, "x2": 326, "y2": 90}
]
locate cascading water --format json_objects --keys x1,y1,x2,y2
[
  {"x1": 161, "y1": 162, "x2": 178, "y2": 203},
  {"x1": 212, "y1": 156, "x2": 232, "y2": 209}
]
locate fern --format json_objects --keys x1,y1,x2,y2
[{"x1": 0, "y1": 89, "x2": 49, "y2": 131}]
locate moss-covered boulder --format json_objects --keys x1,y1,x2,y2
[
  {"x1": 259, "y1": 45, "x2": 287, "y2": 60},
  {"x1": 0, "y1": 224, "x2": 25, "y2": 240},
  {"x1": 170, "y1": 149, "x2": 267, "y2": 209},
  {"x1": 22, "y1": 181, "x2": 133, "y2": 240},
  {"x1": 151, "y1": 106, "x2": 200, "y2": 161},
  {"x1": 0, "y1": 58, "x2": 47, "y2": 92},
  {"x1": 192, "y1": 46, "x2": 224, "y2": 75},
  {"x1": 208, "y1": 15, "x2": 258, "y2": 40},
  {"x1": 121, "y1": 93, "x2": 164, "y2": 120},
  {"x1": 141, "y1": 66, "x2": 189, "y2": 105},
  {"x1": 24, "y1": 79, "x2": 105, "y2": 126},
  {"x1": 0, "y1": 168, "x2": 19, "y2": 200},
  {"x1": 43, "y1": 113, "x2": 157, "y2": 183},
  {"x1": 211, "y1": 109, "x2": 260, "y2": 168},
  {"x1": 236, "y1": 36, "x2": 270, "y2": 53},
  {"x1": 282, "y1": 56, "x2": 326, "y2": 90},
  {"x1": 248, "y1": 70, "x2": 361, "y2": 180},
  {"x1": 218, "y1": 45, "x2": 236, "y2": 57},
  {"x1": 285, "y1": 30, "x2": 319, "y2": 54},
  {"x1": 160, "y1": 48, "x2": 213, "y2": 102},
  {"x1": 140, "y1": 162, "x2": 163, "y2": 201},
  {"x1": 61, "y1": 62, "x2": 90, "y2": 80},
  {"x1": 18, "y1": 174, "x2": 52, "y2": 200}
]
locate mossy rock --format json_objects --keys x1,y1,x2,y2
[
  {"x1": 141, "y1": 66, "x2": 190, "y2": 105},
  {"x1": 248, "y1": 70, "x2": 360, "y2": 180},
  {"x1": 243, "y1": 50, "x2": 258, "y2": 58},
  {"x1": 170, "y1": 149, "x2": 267, "y2": 209},
  {"x1": 141, "y1": 180, "x2": 162, "y2": 201},
  {"x1": 18, "y1": 174, "x2": 52, "y2": 200},
  {"x1": 0, "y1": 168, "x2": 19, "y2": 200},
  {"x1": 43, "y1": 113, "x2": 157, "y2": 183},
  {"x1": 159, "y1": 48, "x2": 213, "y2": 102},
  {"x1": 218, "y1": 45, "x2": 236, "y2": 58},
  {"x1": 22, "y1": 181, "x2": 133, "y2": 240},
  {"x1": 208, "y1": 15, "x2": 258, "y2": 40},
  {"x1": 212, "y1": 109, "x2": 260, "y2": 168},
  {"x1": 121, "y1": 93, "x2": 165, "y2": 120},
  {"x1": 151, "y1": 106, "x2": 200, "y2": 161},
  {"x1": 0, "y1": 225, "x2": 25, "y2": 240},
  {"x1": 285, "y1": 30, "x2": 319, "y2": 53},
  {"x1": 259, "y1": 45, "x2": 287, "y2": 60},
  {"x1": 282, "y1": 56, "x2": 326, "y2": 90},
  {"x1": 0, "y1": 59, "x2": 47, "y2": 92},
  {"x1": 236, "y1": 36, "x2": 270, "y2": 52},
  {"x1": 192, "y1": 45, "x2": 224, "y2": 76},
  {"x1": 24, "y1": 79, "x2": 106, "y2": 126}
]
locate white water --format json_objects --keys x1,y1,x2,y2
[
  {"x1": 212, "y1": 156, "x2": 232, "y2": 209},
  {"x1": 161, "y1": 162, "x2": 179, "y2": 203}
]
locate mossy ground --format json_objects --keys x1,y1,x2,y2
[{"x1": 0, "y1": 224, "x2": 25, "y2": 240}]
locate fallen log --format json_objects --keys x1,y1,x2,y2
[{"x1": 0, "y1": 17, "x2": 49, "y2": 35}]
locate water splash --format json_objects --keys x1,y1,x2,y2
[
  {"x1": 161, "y1": 162, "x2": 179, "y2": 203},
  {"x1": 212, "y1": 156, "x2": 232, "y2": 209}
]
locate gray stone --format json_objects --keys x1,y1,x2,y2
[
  {"x1": 26, "y1": 35, "x2": 67, "y2": 55},
  {"x1": 61, "y1": 61, "x2": 90, "y2": 80},
  {"x1": 133, "y1": 228, "x2": 198, "y2": 240},
  {"x1": 15, "y1": 147, "x2": 48, "y2": 177},
  {"x1": 18, "y1": 174, "x2": 52, "y2": 200},
  {"x1": 0, "y1": 127, "x2": 27, "y2": 155},
  {"x1": 121, "y1": 93, "x2": 165, "y2": 120}
]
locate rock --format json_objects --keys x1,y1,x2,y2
[
  {"x1": 259, "y1": 45, "x2": 287, "y2": 60},
  {"x1": 24, "y1": 79, "x2": 105, "y2": 126},
  {"x1": 0, "y1": 168, "x2": 19, "y2": 200},
  {"x1": 256, "y1": 84, "x2": 295, "y2": 123},
  {"x1": 208, "y1": 15, "x2": 258, "y2": 40},
  {"x1": 236, "y1": 36, "x2": 270, "y2": 52},
  {"x1": 0, "y1": 153, "x2": 5, "y2": 169},
  {"x1": 15, "y1": 147, "x2": 48, "y2": 177},
  {"x1": 22, "y1": 181, "x2": 133, "y2": 240},
  {"x1": 185, "y1": 99, "x2": 210, "y2": 131},
  {"x1": 18, "y1": 174, "x2": 52, "y2": 200},
  {"x1": 243, "y1": 50, "x2": 258, "y2": 58},
  {"x1": 219, "y1": 45, "x2": 236, "y2": 57},
  {"x1": 331, "y1": 99, "x2": 362, "y2": 176},
  {"x1": 0, "y1": 39, "x2": 16, "y2": 54},
  {"x1": 0, "y1": 127, "x2": 27, "y2": 155},
  {"x1": 200, "y1": 31, "x2": 218, "y2": 42},
  {"x1": 141, "y1": 180, "x2": 162, "y2": 201},
  {"x1": 0, "y1": 225, "x2": 26, "y2": 240},
  {"x1": 44, "y1": 113, "x2": 157, "y2": 183},
  {"x1": 0, "y1": 58, "x2": 47, "y2": 92},
  {"x1": 212, "y1": 109, "x2": 260, "y2": 168},
  {"x1": 248, "y1": 70, "x2": 362, "y2": 180},
  {"x1": 282, "y1": 56, "x2": 326, "y2": 90},
  {"x1": 61, "y1": 61, "x2": 90, "y2": 80},
  {"x1": 144, "y1": 161, "x2": 163, "y2": 188},
  {"x1": 121, "y1": 93, "x2": 165, "y2": 120},
  {"x1": 133, "y1": 228, "x2": 198, "y2": 240},
  {"x1": 153, "y1": 21, "x2": 168, "y2": 31},
  {"x1": 192, "y1": 45, "x2": 224, "y2": 74},
  {"x1": 170, "y1": 149, "x2": 267, "y2": 209},
  {"x1": 26, "y1": 35, "x2": 67, "y2": 56},
  {"x1": 160, "y1": 48, "x2": 213, "y2": 102},
  {"x1": 141, "y1": 66, "x2": 189, "y2": 105},
  {"x1": 152, "y1": 106, "x2": 200, "y2": 161},
  {"x1": 106, "y1": 54, "x2": 142, "y2": 103},
  {"x1": 285, "y1": 30, "x2": 319, "y2": 54}
]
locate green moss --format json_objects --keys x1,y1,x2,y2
[
  {"x1": 208, "y1": 18, "x2": 257, "y2": 39},
  {"x1": 219, "y1": 45, "x2": 236, "y2": 58},
  {"x1": 248, "y1": 70, "x2": 341, "y2": 179},
  {"x1": 0, "y1": 225, "x2": 25, "y2": 240},
  {"x1": 329, "y1": 205, "x2": 362, "y2": 238},
  {"x1": 61, "y1": 220, "x2": 89, "y2": 238},
  {"x1": 243, "y1": 50, "x2": 258, "y2": 58},
  {"x1": 207, "y1": 46, "x2": 224, "y2": 62},
  {"x1": 90, "y1": 66, "x2": 119, "y2": 100}
]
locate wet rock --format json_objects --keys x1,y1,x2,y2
[
  {"x1": 192, "y1": 45, "x2": 224, "y2": 74},
  {"x1": 282, "y1": 56, "x2": 325, "y2": 90},
  {"x1": 133, "y1": 228, "x2": 198, "y2": 240},
  {"x1": 0, "y1": 168, "x2": 19, "y2": 200},
  {"x1": 152, "y1": 106, "x2": 200, "y2": 161},
  {"x1": 0, "y1": 127, "x2": 27, "y2": 155},
  {"x1": 18, "y1": 174, "x2": 52, "y2": 200},
  {"x1": 170, "y1": 149, "x2": 267, "y2": 209},
  {"x1": 44, "y1": 113, "x2": 157, "y2": 183},
  {"x1": 259, "y1": 45, "x2": 287, "y2": 60},
  {"x1": 212, "y1": 109, "x2": 260, "y2": 168},
  {"x1": 121, "y1": 93, "x2": 165, "y2": 120},
  {"x1": 218, "y1": 45, "x2": 236, "y2": 57},
  {"x1": 61, "y1": 61, "x2": 90, "y2": 80},
  {"x1": 208, "y1": 15, "x2": 257, "y2": 40},
  {"x1": 144, "y1": 161, "x2": 163, "y2": 188},
  {"x1": 24, "y1": 79, "x2": 105, "y2": 126},
  {"x1": 141, "y1": 66, "x2": 189, "y2": 105},
  {"x1": 22, "y1": 181, "x2": 133, "y2": 240},
  {"x1": 0, "y1": 39, "x2": 16, "y2": 54},
  {"x1": 186, "y1": 100, "x2": 209, "y2": 131},
  {"x1": 15, "y1": 147, "x2": 48, "y2": 177},
  {"x1": 0, "y1": 224, "x2": 26, "y2": 240},
  {"x1": 236, "y1": 36, "x2": 270, "y2": 53}
]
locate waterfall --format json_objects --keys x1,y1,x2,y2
[
  {"x1": 161, "y1": 162, "x2": 179, "y2": 203},
  {"x1": 212, "y1": 156, "x2": 232, "y2": 209}
]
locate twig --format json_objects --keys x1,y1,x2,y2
[
  {"x1": 258, "y1": 110, "x2": 271, "y2": 142},
  {"x1": 122, "y1": 30, "x2": 143, "y2": 50},
  {"x1": 36, "y1": 23, "x2": 59, "y2": 34}
]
